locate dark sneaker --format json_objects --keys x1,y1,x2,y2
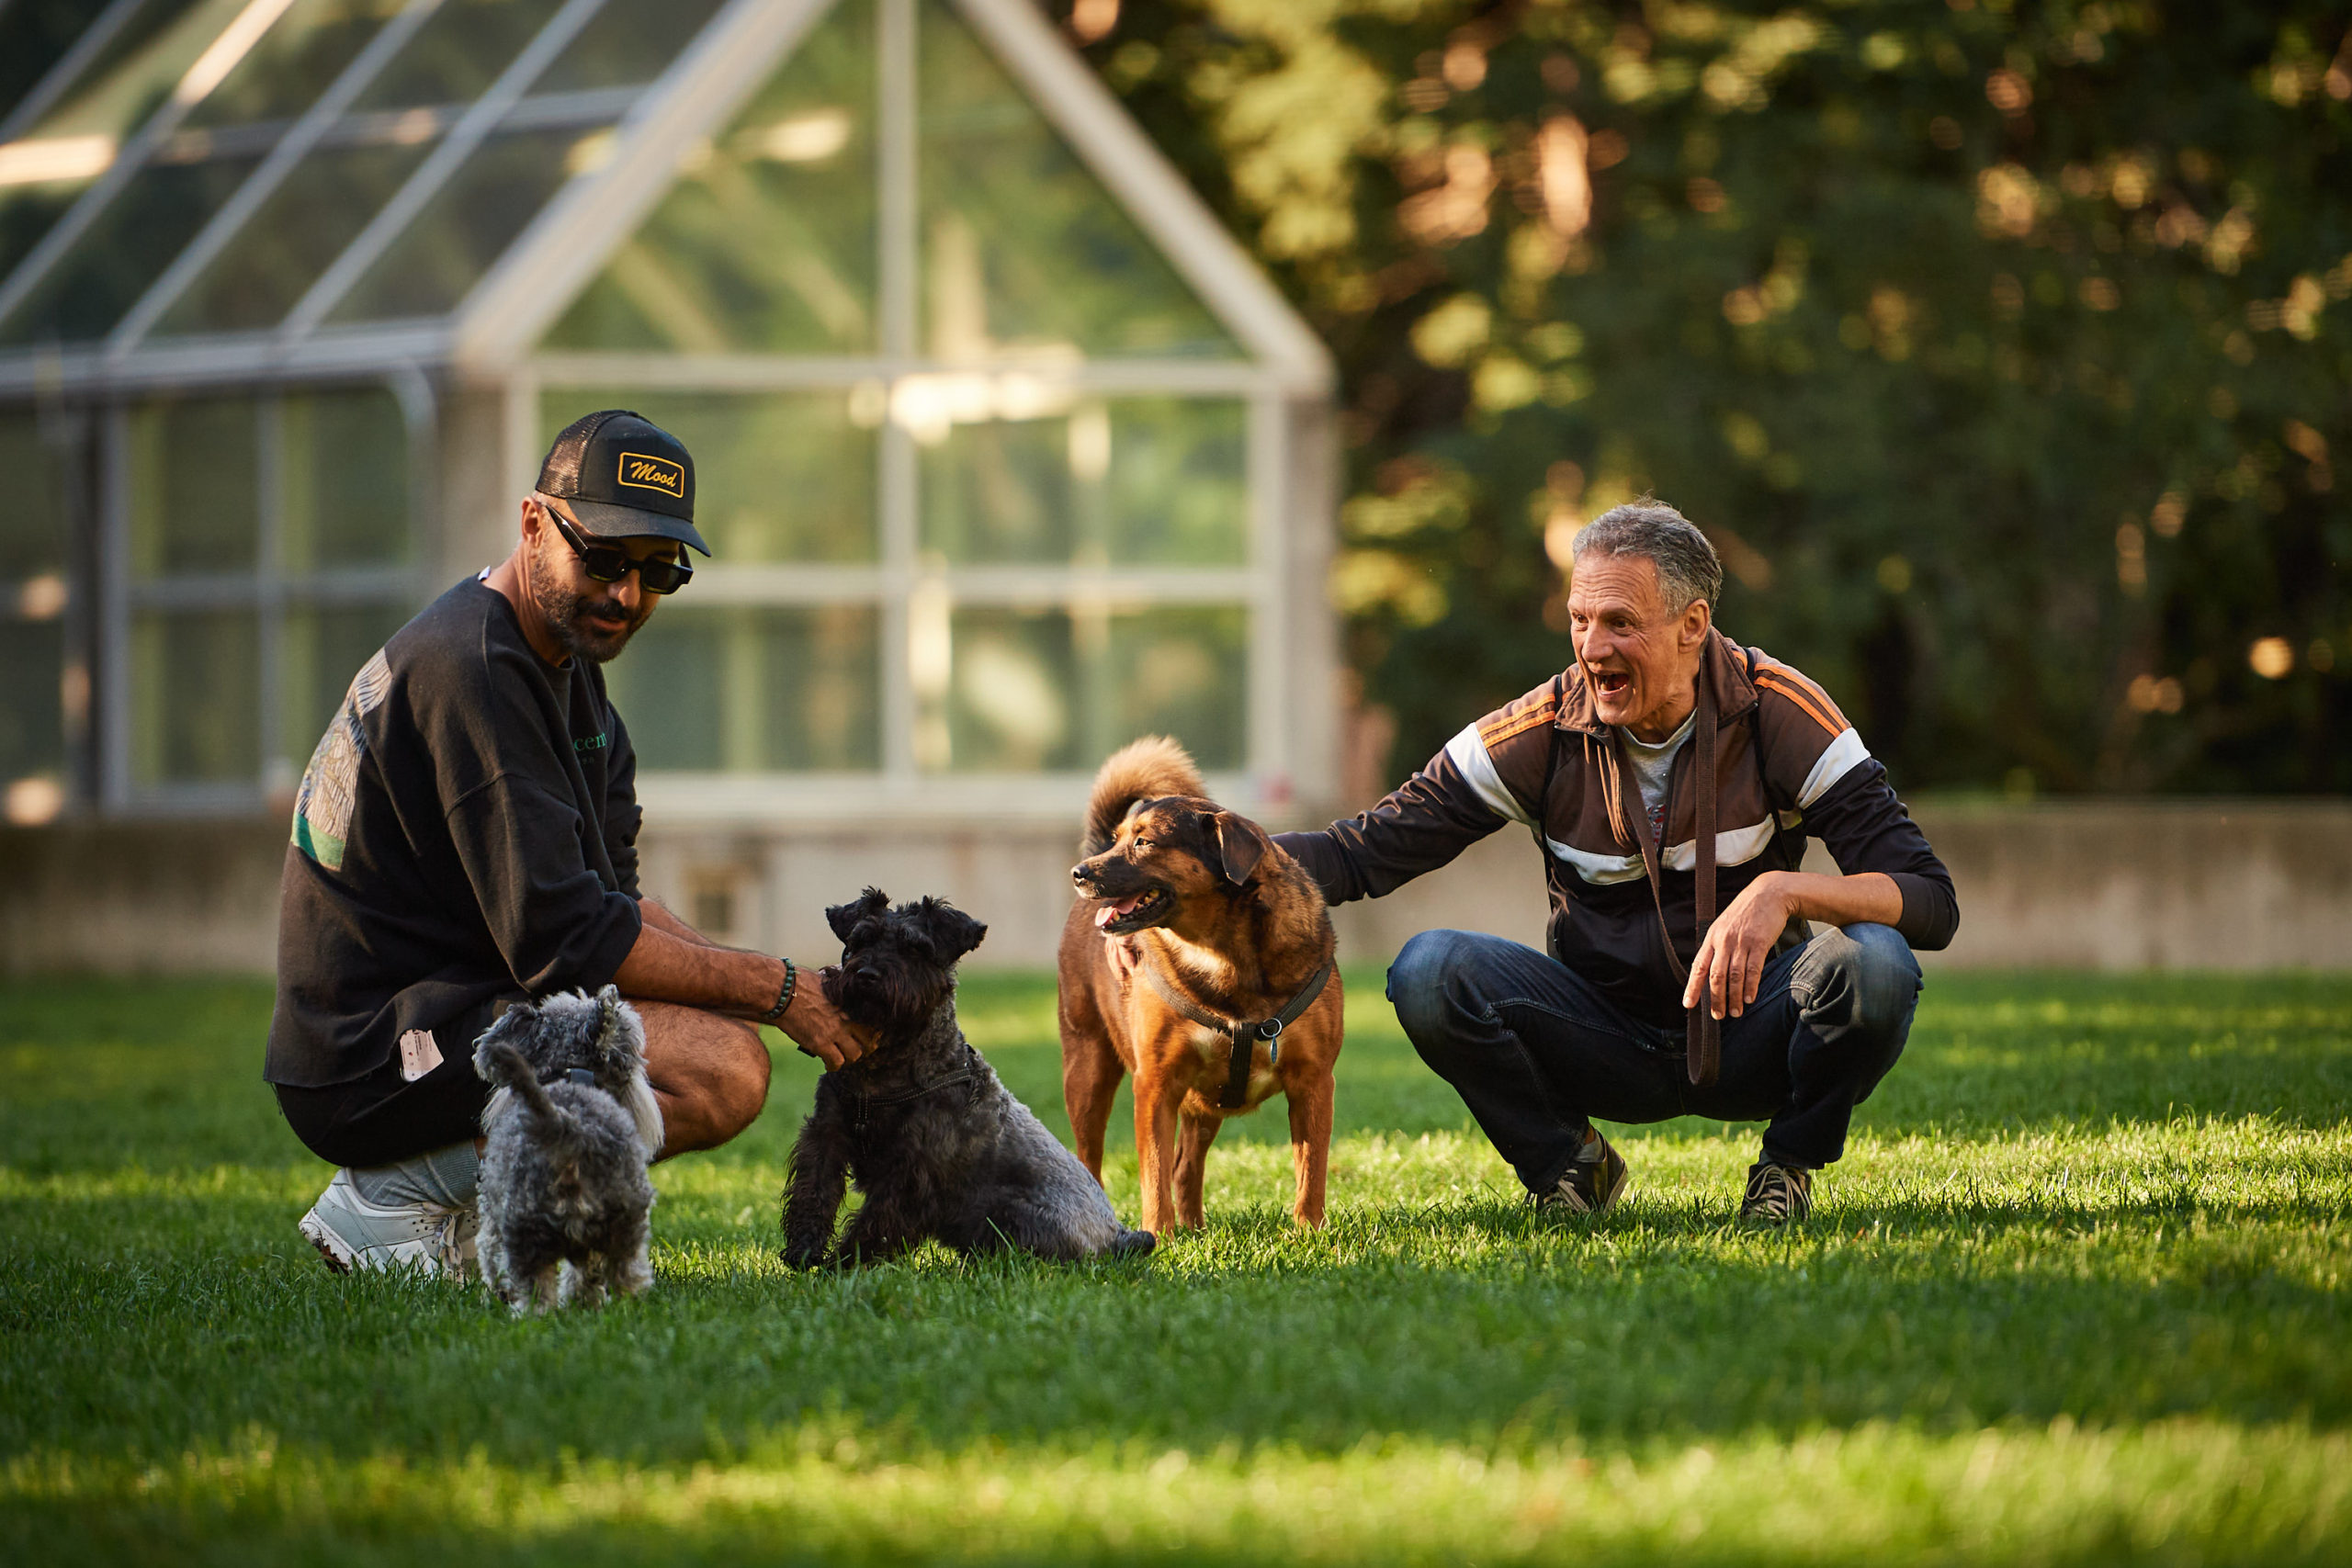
[
  {"x1": 1533, "y1": 1130, "x2": 1629, "y2": 1216},
  {"x1": 1738, "y1": 1162, "x2": 1813, "y2": 1225}
]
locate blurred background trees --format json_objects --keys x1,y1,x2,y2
[
  {"x1": 1066, "y1": 0, "x2": 2352, "y2": 795},
  {"x1": 6, "y1": 0, "x2": 2345, "y2": 797}
]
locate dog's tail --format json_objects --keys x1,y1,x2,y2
[
  {"x1": 1083, "y1": 736, "x2": 1206, "y2": 854},
  {"x1": 485, "y1": 1042, "x2": 576, "y2": 1146}
]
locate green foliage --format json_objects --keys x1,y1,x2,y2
[
  {"x1": 4, "y1": 971, "x2": 2351, "y2": 1562},
  {"x1": 1077, "y1": 1, "x2": 2352, "y2": 794}
]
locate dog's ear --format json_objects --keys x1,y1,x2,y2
[
  {"x1": 826, "y1": 886, "x2": 890, "y2": 944},
  {"x1": 593, "y1": 985, "x2": 625, "y2": 1058},
  {"x1": 593, "y1": 988, "x2": 644, "y2": 1069},
  {"x1": 1211, "y1": 811, "x2": 1267, "y2": 886},
  {"x1": 915, "y1": 897, "x2": 988, "y2": 964}
]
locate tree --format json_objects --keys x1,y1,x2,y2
[{"x1": 1072, "y1": 0, "x2": 2352, "y2": 794}]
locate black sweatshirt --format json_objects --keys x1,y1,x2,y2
[
  {"x1": 1275, "y1": 633, "x2": 1958, "y2": 1031},
  {"x1": 266, "y1": 578, "x2": 645, "y2": 1088}
]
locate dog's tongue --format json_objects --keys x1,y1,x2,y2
[{"x1": 1093, "y1": 895, "x2": 1148, "y2": 929}]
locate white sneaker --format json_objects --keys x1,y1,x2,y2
[{"x1": 300, "y1": 1168, "x2": 479, "y2": 1280}]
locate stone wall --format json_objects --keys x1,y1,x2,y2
[{"x1": 6, "y1": 800, "x2": 2350, "y2": 976}]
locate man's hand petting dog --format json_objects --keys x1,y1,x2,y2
[{"x1": 775, "y1": 975, "x2": 874, "y2": 1070}]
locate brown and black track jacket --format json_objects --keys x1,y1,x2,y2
[{"x1": 1274, "y1": 631, "x2": 1958, "y2": 1031}]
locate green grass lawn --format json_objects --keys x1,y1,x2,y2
[{"x1": 3, "y1": 968, "x2": 2348, "y2": 1564}]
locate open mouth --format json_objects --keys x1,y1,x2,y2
[
  {"x1": 1092, "y1": 887, "x2": 1174, "y2": 933},
  {"x1": 1590, "y1": 668, "x2": 1632, "y2": 701}
]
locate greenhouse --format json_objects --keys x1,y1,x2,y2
[{"x1": 0, "y1": 0, "x2": 1336, "y2": 831}]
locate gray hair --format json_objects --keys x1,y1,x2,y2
[{"x1": 1569, "y1": 498, "x2": 1724, "y2": 613}]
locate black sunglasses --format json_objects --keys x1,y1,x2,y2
[{"x1": 544, "y1": 506, "x2": 694, "y2": 594}]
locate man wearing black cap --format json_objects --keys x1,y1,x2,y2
[{"x1": 268, "y1": 411, "x2": 870, "y2": 1278}]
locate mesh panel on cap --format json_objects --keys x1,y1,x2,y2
[{"x1": 537, "y1": 409, "x2": 641, "y2": 494}]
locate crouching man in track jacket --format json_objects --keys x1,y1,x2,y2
[{"x1": 1274, "y1": 500, "x2": 1958, "y2": 1224}]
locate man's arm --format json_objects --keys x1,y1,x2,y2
[
  {"x1": 1683, "y1": 868, "x2": 1903, "y2": 1021},
  {"x1": 613, "y1": 917, "x2": 871, "y2": 1068},
  {"x1": 1684, "y1": 757, "x2": 1958, "y2": 1020},
  {"x1": 639, "y1": 896, "x2": 717, "y2": 947},
  {"x1": 1274, "y1": 683, "x2": 1562, "y2": 905}
]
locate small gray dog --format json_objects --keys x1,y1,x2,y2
[
  {"x1": 472, "y1": 987, "x2": 662, "y2": 1313},
  {"x1": 781, "y1": 888, "x2": 1154, "y2": 1268}
]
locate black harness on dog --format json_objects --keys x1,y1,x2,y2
[
  {"x1": 1137, "y1": 956, "x2": 1335, "y2": 1110},
  {"x1": 840, "y1": 1043, "x2": 984, "y2": 1134}
]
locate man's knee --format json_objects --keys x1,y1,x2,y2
[
  {"x1": 1793, "y1": 922, "x2": 1921, "y2": 1042},
  {"x1": 1385, "y1": 929, "x2": 1483, "y2": 1043},
  {"x1": 707, "y1": 1018, "x2": 773, "y2": 1134},
  {"x1": 639, "y1": 1002, "x2": 772, "y2": 1149}
]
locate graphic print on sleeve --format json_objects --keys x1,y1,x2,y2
[{"x1": 290, "y1": 648, "x2": 390, "y2": 872}]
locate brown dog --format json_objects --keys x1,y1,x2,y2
[{"x1": 1057, "y1": 737, "x2": 1342, "y2": 1236}]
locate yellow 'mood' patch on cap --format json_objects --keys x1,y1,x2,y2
[{"x1": 616, "y1": 452, "x2": 685, "y2": 498}]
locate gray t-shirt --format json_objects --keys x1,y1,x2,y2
[{"x1": 1617, "y1": 709, "x2": 1695, "y2": 846}]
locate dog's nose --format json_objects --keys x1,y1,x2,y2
[{"x1": 1070, "y1": 862, "x2": 1096, "y2": 887}]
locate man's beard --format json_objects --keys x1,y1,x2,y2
[{"x1": 529, "y1": 542, "x2": 651, "y2": 663}]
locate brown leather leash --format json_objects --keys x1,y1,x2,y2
[
  {"x1": 1605, "y1": 658, "x2": 1722, "y2": 1088},
  {"x1": 1135, "y1": 953, "x2": 1334, "y2": 1109}
]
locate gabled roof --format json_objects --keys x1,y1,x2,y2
[{"x1": 0, "y1": 0, "x2": 1329, "y2": 396}]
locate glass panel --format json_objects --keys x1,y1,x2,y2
[
  {"x1": 15, "y1": 0, "x2": 243, "y2": 142},
  {"x1": 920, "y1": 397, "x2": 1247, "y2": 566},
  {"x1": 282, "y1": 385, "x2": 411, "y2": 570},
  {"x1": 541, "y1": 388, "x2": 876, "y2": 562},
  {"x1": 280, "y1": 598, "x2": 410, "y2": 769},
  {"x1": 183, "y1": 0, "x2": 405, "y2": 129},
  {"x1": 127, "y1": 395, "x2": 258, "y2": 577},
  {"x1": 0, "y1": 151, "x2": 262, "y2": 344},
  {"x1": 1103, "y1": 398, "x2": 1246, "y2": 564},
  {"x1": 0, "y1": 410, "x2": 72, "y2": 573},
  {"x1": 153, "y1": 137, "x2": 432, "y2": 333},
  {"x1": 532, "y1": 0, "x2": 731, "y2": 94},
  {"x1": 1106, "y1": 604, "x2": 1247, "y2": 770},
  {"x1": 130, "y1": 605, "x2": 260, "y2": 784},
  {"x1": 327, "y1": 119, "x2": 610, "y2": 322},
  {"x1": 542, "y1": 0, "x2": 872, "y2": 355},
  {"x1": 918, "y1": 0, "x2": 1232, "y2": 361},
  {"x1": 603, "y1": 604, "x2": 881, "y2": 772},
  {"x1": 0, "y1": 620, "x2": 66, "y2": 790},
  {"x1": 920, "y1": 412, "x2": 1069, "y2": 565},
  {"x1": 932, "y1": 602, "x2": 1248, "y2": 773},
  {"x1": 0, "y1": 181, "x2": 94, "y2": 293},
  {"x1": 942, "y1": 604, "x2": 1075, "y2": 773},
  {"x1": 0, "y1": 0, "x2": 232, "y2": 283},
  {"x1": 351, "y1": 0, "x2": 560, "y2": 112}
]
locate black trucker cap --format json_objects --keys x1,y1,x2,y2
[{"x1": 537, "y1": 410, "x2": 710, "y2": 555}]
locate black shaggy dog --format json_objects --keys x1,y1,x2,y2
[{"x1": 781, "y1": 888, "x2": 1155, "y2": 1268}]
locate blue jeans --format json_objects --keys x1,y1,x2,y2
[{"x1": 1385, "y1": 924, "x2": 1922, "y2": 1192}]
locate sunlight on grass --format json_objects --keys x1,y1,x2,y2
[
  {"x1": 9, "y1": 1419, "x2": 2347, "y2": 1566},
  {"x1": 3, "y1": 971, "x2": 2348, "y2": 1563}
]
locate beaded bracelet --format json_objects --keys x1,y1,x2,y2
[{"x1": 759, "y1": 956, "x2": 797, "y2": 1024}]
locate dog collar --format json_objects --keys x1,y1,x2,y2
[
  {"x1": 1135, "y1": 956, "x2": 1334, "y2": 1110},
  {"x1": 841, "y1": 1043, "x2": 984, "y2": 1133}
]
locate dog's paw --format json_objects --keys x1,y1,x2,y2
[{"x1": 779, "y1": 1241, "x2": 830, "y2": 1270}]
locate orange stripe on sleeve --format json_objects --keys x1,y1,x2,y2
[
  {"x1": 1755, "y1": 672, "x2": 1847, "y2": 738},
  {"x1": 1478, "y1": 699, "x2": 1558, "y2": 747}
]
